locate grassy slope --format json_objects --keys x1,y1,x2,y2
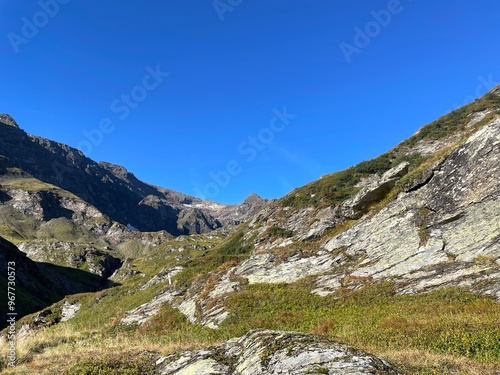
[
  {"x1": 1, "y1": 279, "x2": 499, "y2": 374},
  {"x1": 281, "y1": 91, "x2": 500, "y2": 209},
  {"x1": 2, "y1": 227, "x2": 499, "y2": 374}
]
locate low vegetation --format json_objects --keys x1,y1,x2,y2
[
  {"x1": 267, "y1": 226, "x2": 294, "y2": 238},
  {"x1": 281, "y1": 91, "x2": 500, "y2": 210},
  {"x1": 2, "y1": 272, "x2": 499, "y2": 374},
  {"x1": 224, "y1": 283, "x2": 500, "y2": 365},
  {"x1": 401, "y1": 92, "x2": 500, "y2": 146}
]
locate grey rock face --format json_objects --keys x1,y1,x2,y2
[
  {"x1": 120, "y1": 289, "x2": 181, "y2": 326},
  {"x1": 341, "y1": 161, "x2": 410, "y2": 219},
  {"x1": 212, "y1": 193, "x2": 270, "y2": 226},
  {"x1": 0, "y1": 114, "x2": 19, "y2": 128},
  {"x1": 121, "y1": 266, "x2": 241, "y2": 329},
  {"x1": 209, "y1": 115, "x2": 500, "y2": 308},
  {"x1": 318, "y1": 118, "x2": 500, "y2": 296},
  {"x1": 60, "y1": 301, "x2": 81, "y2": 322},
  {"x1": 235, "y1": 252, "x2": 334, "y2": 284},
  {"x1": 156, "y1": 330, "x2": 399, "y2": 375},
  {"x1": 19, "y1": 240, "x2": 122, "y2": 278}
]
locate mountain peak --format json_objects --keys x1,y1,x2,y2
[
  {"x1": 0, "y1": 114, "x2": 19, "y2": 128},
  {"x1": 244, "y1": 193, "x2": 263, "y2": 202}
]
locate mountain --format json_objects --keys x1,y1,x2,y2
[
  {"x1": 1, "y1": 87, "x2": 499, "y2": 374},
  {"x1": 0, "y1": 115, "x2": 267, "y2": 286},
  {"x1": 0, "y1": 115, "x2": 267, "y2": 236},
  {"x1": 0, "y1": 115, "x2": 267, "y2": 330}
]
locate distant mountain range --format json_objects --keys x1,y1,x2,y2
[{"x1": 0, "y1": 114, "x2": 267, "y2": 236}]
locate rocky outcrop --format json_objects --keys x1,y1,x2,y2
[
  {"x1": 156, "y1": 330, "x2": 399, "y2": 374},
  {"x1": 235, "y1": 252, "x2": 333, "y2": 284},
  {"x1": 341, "y1": 161, "x2": 409, "y2": 219},
  {"x1": 241, "y1": 163, "x2": 412, "y2": 246},
  {"x1": 121, "y1": 289, "x2": 181, "y2": 326},
  {"x1": 60, "y1": 301, "x2": 81, "y2": 322},
  {"x1": 113, "y1": 112, "x2": 500, "y2": 331},
  {"x1": 226, "y1": 115, "x2": 500, "y2": 303},
  {"x1": 180, "y1": 113, "x2": 500, "y2": 328},
  {"x1": 0, "y1": 180, "x2": 106, "y2": 223},
  {"x1": 0, "y1": 114, "x2": 19, "y2": 128},
  {"x1": 120, "y1": 266, "x2": 240, "y2": 329},
  {"x1": 316, "y1": 118, "x2": 500, "y2": 297},
  {"x1": 211, "y1": 193, "x2": 269, "y2": 225}
]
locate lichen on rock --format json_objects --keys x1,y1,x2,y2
[{"x1": 156, "y1": 330, "x2": 399, "y2": 374}]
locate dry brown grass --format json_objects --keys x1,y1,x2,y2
[
  {"x1": 379, "y1": 348, "x2": 500, "y2": 375},
  {"x1": 0, "y1": 326, "x2": 217, "y2": 375}
]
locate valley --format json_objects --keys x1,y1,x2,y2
[{"x1": 0, "y1": 87, "x2": 499, "y2": 374}]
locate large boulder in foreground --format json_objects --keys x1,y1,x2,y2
[{"x1": 156, "y1": 330, "x2": 399, "y2": 374}]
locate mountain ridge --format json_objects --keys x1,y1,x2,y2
[{"x1": 0, "y1": 119, "x2": 268, "y2": 235}]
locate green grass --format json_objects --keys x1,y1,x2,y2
[
  {"x1": 3, "y1": 265, "x2": 500, "y2": 374},
  {"x1": 171, "y1": 229, "x2": 253, "y2": 288},
  {"x1": 2, "y1": 201, "x2": 498, "y2": 373},
  {"x1": 112, "y1": 281, "x2": 500, "y2": 372},
  {"x1": 401, "y1": 92, "x2": 500, "y2": 147},
  {"x1": 115, "y1": 240, "x2": 155, "y2": 258},
  {"x1": 219, "y1": 283, "x2": 500, "y2": 364},
  {"x1": 0, "y1": 205, "x2": 41, "y2": 242},
  {"x1": 216, "y1": 231, "x2": 253, "y2": 256},
  {"x1": 67, "y1": 358, "x2": 156, "y2": 375},
  {"x1": 266, "y1": 226, "x2": 294, "y2": 238},
  {"x1": 280, "y1": 151, "x2": 427, "y2": 209}
]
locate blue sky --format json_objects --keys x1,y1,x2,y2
[{"x1": 1, "y1": 1, "x2": 500, "y2": 204}]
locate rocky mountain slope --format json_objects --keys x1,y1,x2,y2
[
  {"x1": 116, "y1": 87, "x2": 500, "y2": 332},
  {"x1": 0, "y1": 116, "x2": 267, "y2": 320},
  {"x1": 1, "y1": 87, "x2": 500, "y2": 374},
  {"x1": 234, "y1": 114, "x2": 500, "y2": 297},
  {"x1": 0, "y1": 235, "x2": 105, "y2": 322},
  {"x1": 0, "y1": 115, "x2": 267, "y2": 236}
]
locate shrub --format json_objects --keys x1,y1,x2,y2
[
  {"x1": 67, "y1": 358, "x2": 156, "y2": 375},
  {"x1": 267, "y1": 226, "x2": 293, "y2": 238}
]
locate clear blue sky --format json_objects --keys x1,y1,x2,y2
[{"x1": 1, "y1": 1, "x2": 500, "y2": 204}]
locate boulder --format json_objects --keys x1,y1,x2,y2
[{"x1": 156, "y1": 330, "x2": 399, "y2": 374}]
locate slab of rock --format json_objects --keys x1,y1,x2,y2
[
  {"x1": 61, "y1": 301, "x2": 81, "y2": 322},
  {"x1": 140, "y1": 266, "x2": 184, "y2": 290},
  {"x1": 341, "y1": 161, "x2": 409, "y2": 219},
  {"x1": 235, "y1": 252, "x2": 334, "y2": 284},
  {"x1": 120, "y1": 289, "x2": 180, "y2": 326},
  {"x1": 156, "y1": 330, "x2": 399, "y2": 374},
  {"x1": 0, "y1": 114, "x2": 19, "y2": 128}
]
